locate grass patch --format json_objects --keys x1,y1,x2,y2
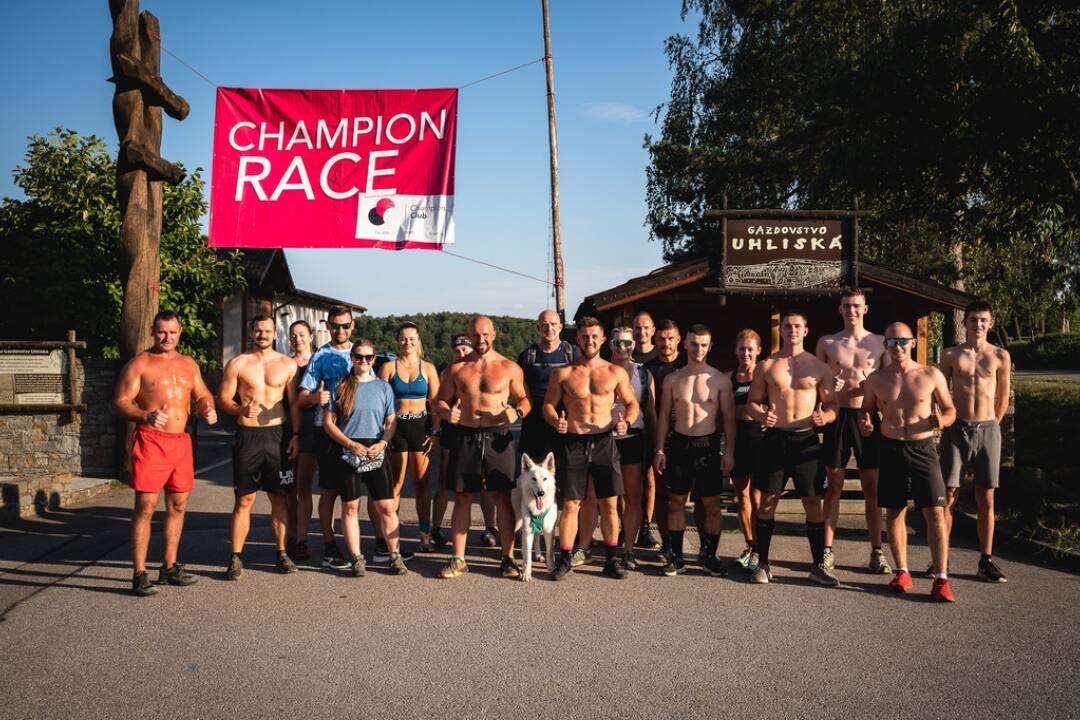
[{"x1": 1014, "y1": 378, "x2": 1080, "y2": 491}]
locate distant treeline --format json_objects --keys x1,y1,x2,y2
[{"x1": 355, "y1": 312, "x2": 537, "y2": 366}]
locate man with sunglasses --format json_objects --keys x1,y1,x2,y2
[
  {"x1": 218, "y1": 315, "x2": 300, "y2": 580},
  {"x1": 939, "y1": 301, "x2": 1011, "y2": 583},
  {"x1": 815, "y1": 287, "x2": 892, "y2": 575},
  {"x1": 860, "y1": 323, "x2": 957, "y2": 602},
  {"x1": 746, "y1": 309, "x2": 839, "y2": 586},
  {"x1": 436, "y1": 316, "x2": 532, "y2": 579},
  {"x1": 298, "y1": 306, "x2": 357, "y2": 571}
]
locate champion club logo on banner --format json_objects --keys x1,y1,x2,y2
[{"x1": 209, "y1": 87, "x2": 457, "y2": 250}]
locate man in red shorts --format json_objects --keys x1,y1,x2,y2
[{"x1": 113, "y1": 310, "x2": 218, "y2": 596}]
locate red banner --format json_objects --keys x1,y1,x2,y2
[{"x1": 209, "y1": 87, "x2": 457, "y2": 250}]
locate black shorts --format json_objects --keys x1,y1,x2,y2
[
  {"x1": 877, "y1": 438, "x2": 947, "y2": 509},
  {"x1": 753, "y1": 428, "x2": 822, "y2": 498},
  {"x1": 440, "y1": 422, "x2": 458, "y2": 452},
  {"x1": 557, "y1": 432, "x2": 624, "y2": 501},
  {"x1": 615, "y1": 430, "x2": 647, "y2": 465},
  {"x1": 448, "y1": 424, "x2": 516, "y2": 494},
  {"x1": 338, "y1": 438, "x2": 395, "y2": 502},
  {"x1": 233, "y1": 425, "x2": 293, "y2": 495},
  {"x1": 297, "y1": 409, "x2": 318, "y2": 454},
  {"x1": 315, "y1": 428, "x2": 345, "y2": 491},
  {"x1": 731, "y1": 420, "x2": 764, "y2": 478},
  {"x1": 665, "y1": 432, "x2": 723, "y2": 498},
  {"x1": 390, "y1": 412, "x2": 431, "y2": 453},
  {"x1": 518, "y1": 407, "x2": 561, "y2": 465},
  {"x1": 822, "y1": 407, "x2": 880, "y2": 470}
]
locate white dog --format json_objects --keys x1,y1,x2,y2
[{"x1": 512, "y1": 452, "x2": 558, "y2": 582}]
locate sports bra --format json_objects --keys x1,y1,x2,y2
[
  {"x1": 731, "y1": 370, "x2": 752, "y2": 406},
  {"x1": 389, "y1": 360, "x2": 428, "y2": 400}
]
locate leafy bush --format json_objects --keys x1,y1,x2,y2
[{"x1": 1009, "y1": 334, "x2": 1080, "y2": 370}]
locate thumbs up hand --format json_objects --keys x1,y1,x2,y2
[
  {"x1": 614, "y1": 410, "x2": 628, "y2": 437},
  {"x1": 449, "y1": 398, "x2": 462, "y2": 425},
  {"x1": 812, "y1": 401, "x2": 826, "y2": 428},
  {"x1": 243, "y1": 398, "x2": 260, "y2": 419},
  {"x1": 557, "y1": 410, "x2": 568, "y2": 434},
  {"x1": 317, "y1": 380, "x2": 330, "y2": 406},
  {"x1": 833, "y1": 370, "x2": 846, "y2": 392},
  {"x1": 764, "y1": 402, "x2": 778, "y2": 428},
  {"x1": 502, "y1": 400, "x2": 518, "y2": 424},
  {"x1": 147, "y1": 408, "x2": 169, "y2": 430},
  {"x1": 858, "y1": 412, "x2": 874, "y2": 438},
  {"x1": 929, "y1": 404, "x2": 941, "y2": 430}
]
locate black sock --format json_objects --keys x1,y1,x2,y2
[
  {"x1": 375, "y1": 537, "x2": 388, "y2": 552},
  {"x1": 872, "y1": 545, "x2": 882, "y2": 551},
  {"x1": 807, "y1": 521, "x2": 826, "y2": 566},
  {"x1": 755, "y1": 518, "x2": 775, "y2": 566},
  {"x1": 980, "y1": 553, "x2": 992, "y2": 565},
  {"x1": 605, "y1": 544, "x2": 617, "y2": 560},
  {"x1": 230, "y1": 552, "x2": 242, "y2": 560},
  {"x1": 705, "y1": 533, "x2": 720, "y2": 557},
  {"x1": 671, "y1": 530, "x2": 685, "y2": 559}
]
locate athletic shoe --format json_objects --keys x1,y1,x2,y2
[
  {"x1": 431, "y1": 527, "x2": 449, "y2": 547},
  {"x1": 276, "y1": 552, "x2": 298, "y2": 574},
  {"x1": 570, "y1": 548, "x2": 589, "y2": 567},
  {"x1": 748, "y1": 563, "x2": 772, "y2": 584},
  {"x1": 399, "y1": 550, "x2": 415, "y2": 563},
  {"x1": 735, "y1": 547, "x2": 754, "y2": 568},
  {"x1": 372, "y1": 549, "x2": 391, "y2": 564},
  {"x1": 225, "y1": 555, "x2": 244, "y2": 581},
  {"x1": 293, "y1": 540, "x2": 310, "y2": 562},
  {"x1": 417, "y1": 532, "x2": 435, "y2": 553},
  {"x1": 622, "y1": 551, "x2": 639, "y2": 571},
  {"x1": 641, "y1": 522, "x2": 663, "y2": 550},
  {"x1": 660, "y1": 555, "x2": 686, "y2": 577},
  {"x1": 930, "y1": 578, "x2": 956, "y2": 603},
  {"x1": 131, "y1": 571, "x2": 158, "y2": 597},
  {"x1": 869, "y1": 548, "x2": 893, "y2": 575},
  {"x1": 156, "y1": 562, "x2": 198, "y2": 587},
  {"x1": 602, "y1": 556, "x2": 628, "y2": 579},
  {"x1": 387, "y1": 552, "x2": 408, "y2": 575},
  {"x1": 887, "y1": 569, "x2": 913, "y2": 593},
  {"x1": 552, "y1": 552, "x2": 574, "y2": 581},
  {"x1": 822, "y1": 548, "x2": 836, "y2": 571},
  {"x1": 480, "y1": 528, "x2": 499, "y2": 548},
  {"x1": 809, "y1": 563, "x2": 840, "y2": 587},
  {"x1": 350, "y1": 554, "x2": 366, "y2": 578},
  {"x1": 500, "y1": 556, "x2": 522, "y2": 579},
  {"x1": 438, "y1": 556, "x2": 469, "y2": 579},
  {"x1": 322, "y1": 542, "x2": 350, "y2": 570},
  {"x1": 744, "y1": 551, "x2": 760, "y2": 573},
  {"x1": 977, "y1": 559, "x2": 1007, "y2": 583},
  {"x1": 704, "y1": 555, "x2": 728, "y2": 578}
]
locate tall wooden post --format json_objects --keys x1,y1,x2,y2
[
  {"x1": 109, "y1": 0, "x2": 188, "y2": 480},
  {"x1": 541, "y1": 0, "x2": 566, "y2": 323}
]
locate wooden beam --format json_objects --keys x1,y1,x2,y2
[
  {"x1": 771, "y1": 309, "x2": 780, "y2": 353},
  {"x1": 917, "y1": 315, "x2": 929, "y2": 365}
]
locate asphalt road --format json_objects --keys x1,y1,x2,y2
[{"x1": 0, "y1": 427, "x2": 1078, "y2": 720}]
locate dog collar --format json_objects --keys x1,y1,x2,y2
[{"x1": 529, "y1": 507, "x2": 551, "y2": 534}]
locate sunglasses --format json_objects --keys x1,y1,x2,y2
[
  {"x1": 610, "y1": 339, "x2": 634, "y2": 348},
  {"x1": 884, "y1": 337, "x2": 915, "y2": 348},
  {"x1": 328, "y1": 321, "x2": 353, "y2": 330},
  {"x1": 351, "y1": 353, "x2": 376, "y2": 363}
]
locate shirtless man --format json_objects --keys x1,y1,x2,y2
[
  {"x1": 746, "y1": 309, "x2": 839, "y2": 586},
  {"x1": 816, "y1": 287, "x2": 892, "y2": 575},
  {"x1": 939, "y1": 300, "x2": 1011, "y2": 583},
  {"x1": 544, "y1": 317, "x2": 639, "y2": 581},
  {"x1": 218, "y1": 315, "x2": 299, "y2": 580},
  {"x1": 861, "y1": 322, "x2": 957, "y2": 601},
  {"x1": 435, "y1": 316, "x2": 531, "y2": 579},
  {"x1": 113, "y1": 310, "x2": 218, "y2": 596},
  {"x1": 654, "y1": 324, "x2": 735, "y2": 577}
]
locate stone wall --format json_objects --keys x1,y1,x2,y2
[{"x1": 0, "y1": 358, "x2": 118, "y2": 478}]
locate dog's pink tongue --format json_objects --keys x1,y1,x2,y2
[{"x1": 536, "y1": 495, "x2": 544, "y2": 511}]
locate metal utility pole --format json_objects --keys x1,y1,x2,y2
[{"x1": 541, "y1": 0, "x2": 566, "y2": 322}]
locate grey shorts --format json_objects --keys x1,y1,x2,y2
[{"x1": 940, "y1": 419, "x2": 1001, "y2": 489}]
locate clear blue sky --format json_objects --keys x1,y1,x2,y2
[{"x1": 1, "y1": 1, "x2": 696, "y2": 318}]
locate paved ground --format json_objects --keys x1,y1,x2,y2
[
  {"x1": 1, "y1": 426, "x2": 1078, "y2": 720},
  {"x1": 1014, "y1": 369, "x2": 1080, "y2": 382}
]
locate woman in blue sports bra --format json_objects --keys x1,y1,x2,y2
[{"x1": 378, "y1": 322, "x2": 441, "y2": 553}]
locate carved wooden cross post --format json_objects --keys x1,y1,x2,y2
[{"x1": 109, "y1": 0, "x2": 189, "y2": 480}]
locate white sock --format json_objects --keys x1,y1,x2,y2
[{"x1": 934, "y1": 572, "x2": 948, "y2": 580}]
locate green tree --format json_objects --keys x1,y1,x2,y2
[
  {"x1": 0, "y1": 129, "x2": 245, "y2": 369},
  {"x1": 646, "y1": 0, "x2": 1080, "y2": 339}
]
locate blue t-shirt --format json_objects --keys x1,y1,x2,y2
[
  {"x1": 300, "y1": 343, "x2": 353, "y2": 426},
  {"x1": 518, "y1": 342, "x2": 581, "y2": 403},
  {"x1": 336, "y1": 379, "x2": 396, "y2": 440}
]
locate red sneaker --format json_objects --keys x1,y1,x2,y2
[
  {"x1": 887, "y1": 569, "x2": 913, "y2": 593},
  {"x1": 930, "y1": 578, "x2": 956, "y2": 603}
]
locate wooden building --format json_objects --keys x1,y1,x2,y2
[{"x1": 574, "y1": 257, "x2": 975, "y2": 369}]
